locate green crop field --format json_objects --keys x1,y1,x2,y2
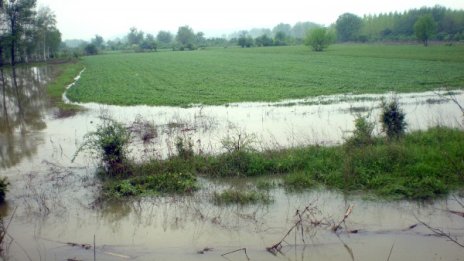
[{"x1": 67, "y1": 44, "x2": 464, "y2": 106}]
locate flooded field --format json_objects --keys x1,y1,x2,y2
[{"x1": 0, "y1": 65, "x2": 463, "y2": 260}]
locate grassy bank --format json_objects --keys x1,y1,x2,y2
[
  {"x1": 94, "y1": 125, "x2": 464, "y2": 200},
  {"x1": 67, "y1": 44, "x2": 464, "y2": 106},
  {"x1": 46, "y1": 61, "x2": 85, "y2": 114}
]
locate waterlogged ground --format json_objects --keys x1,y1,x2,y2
[{"x1": 0, "y1": 65, "x2": 463, "y2": 260}]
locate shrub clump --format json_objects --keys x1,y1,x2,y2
[
  {"x1": 381, "y1": 98, "x2": 407, "y2": 139},
  {"x1": 104, "y1": 172, "x2": 198, "y2": 198},
  {"x1": 74, "y1": 118, "x2": 131, "y2": 177}
]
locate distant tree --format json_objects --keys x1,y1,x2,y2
[
  {"x1": 156, "y1": 30, "x2": 172, "y2": 46},
  {"x1": 272, "y1": 23, "x2": 292, "y2": 37},
  {"x1": 140, "y1": 33, "x2": 157, "y2": 51},
  {"x1": 414, "y1": 14, "x2": 437, "y2": 46},
  {"x1": 274, "y1": 31, "x2": 287, "y2": 46},
  {"x1": 176, "y1": 26, "x2": 195, "y2": 50},
  {"x1": 91, "y1": 34, "x2": 104, "y2": 50},
  {"x1": 127, "y1": 27, "x2": 144, "y2": 46},
  {"x1": 304, "y1": 27, "x2": 333, "y2": 51},
  {"x1": 195, "y1": 32, "x2": 206, "y2": 47},
  {"x1": 255, "y1": 34, "x2": 273, "y2": 47},
  {"x1": 336, "y1": 13, "x2": 363, "y2": 42},
  {"x1": 238, "y1": 32, "x2": 253, "y2": 48},
  {"x1": 84, "y1": 43, "x2": 98, "y2": 55},
  {"x1": 291, "y1": 21, "x2": 320, "y2": 39}
]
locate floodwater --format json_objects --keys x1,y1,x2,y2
[{"x1": 0, "y1": 65, "x2": 463, "y2": 260}]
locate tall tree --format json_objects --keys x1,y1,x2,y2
[
  {"x1": 127, "y1": 27, "x2": 144, "y2": 46},
  {"x1": 414, "y1": 14, "x2": 437, "y2": 46},
  {"x1": 336, "y1": 13, "x2": 363, "y2": 42},
  {"x1": 91, "y1": 34, "x2": 104, "y2": 50},
  {"x1": 4, "y1": 0, "x2": 37, "y2": 65},
  {"x1": 156, "y1": 31, "x2": 172, "y2": 46},
  {"x1": 35, "y1": 6, "x2": 55, "y2": 60},
  {"x1": 176, "y1": 25, "x2": 195, "y2": 50}
]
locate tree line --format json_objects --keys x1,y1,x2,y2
[
  {"x1": 338, "y1": 5, "x2": 464, "y2": 43},
  {"x1": 0, "y1": 0, "x2": 61, "y2": 67}
]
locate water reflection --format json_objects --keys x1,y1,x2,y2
[{"x1": 0, "y1": 66, "x2": 57, "y2": 169}]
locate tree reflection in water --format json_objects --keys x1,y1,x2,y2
[{"x1": 0, "y1": 66, "x2": 57, "y2": 169}]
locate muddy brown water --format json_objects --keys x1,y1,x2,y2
[{"x1": 0, "y1": 65, "x2": 463, "y2": 260}]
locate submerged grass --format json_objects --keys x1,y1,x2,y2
[
  {"x1": 212, "y1": 189, "x2": 272, "y2": 205},
  {"x1": 84, "y1": 119, "x2": 464, "y2": 200},
  {"x1": 46, "y1": 61, "x2": 85, "y2": 114},
  {"x1": 136, "y1": 127, "x2": 463, "y2": 200},
  {"x1": 67, "y1": 44, "x2": 464, "y2": 106}
]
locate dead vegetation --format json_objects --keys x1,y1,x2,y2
[{"x1": 266, "y1": 200, "x2": 356, "y2": 255}]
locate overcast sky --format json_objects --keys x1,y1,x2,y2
[{"x1": 36, "y1": 0, "x2": 464, "y2": 41}]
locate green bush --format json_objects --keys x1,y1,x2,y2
[
  {"x1": 381, "y1": 99, "x2": 407, "y2": 140},
  {"x1": 74, "y1": 118, "x2": 131, "y2": 177},
  {"x1": 346, "y1": 115, "x2": 375, "y2": 147}
]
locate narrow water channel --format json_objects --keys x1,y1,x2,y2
[{"x1": 0, "y1": 65, "x2": 463, "y2": 260}]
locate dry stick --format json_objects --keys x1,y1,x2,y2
[
  {"x1": 418, "y1": 220, "x2": 464, "y2": 248},
  {"x1": 332, "y1": 204, "x2": 354, "y2": 232},
  {"x1": 94, "y1": 234, "x2": 96, "y2": 261},
  {"x1": 266, "y1": 205, "x2": 313, "y2": 255},
  {"x1": 221, "y1": 248, "x2": 250, "y2": 260},
  {"x1": 453, "y1": 195, "x2": 464, "y2": 209},
  {"x1": 386, "y1": 242, "x2": 395, "y2": 261}
]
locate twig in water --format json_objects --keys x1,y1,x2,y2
[
  {"x1": 221, "y1": 248, "x2": 249, "y2": 260},
  {"x1": 386, "y1": 242, "x2": 395, "y2": 261},
  {"x1": 94, "y1": 234, "x2": 96, "y2": 261},
  {"x1": 418, "y1": 219, "x2": 464, "y2": 248},
  {"x1": 266, "y1": 203, "x2": 315, "y2": 255},
  {"x1": 332, "y1": 204, "x2": 354, "y2": 232}
]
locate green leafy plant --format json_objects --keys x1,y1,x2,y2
[
  {"x1": 346, "y1": 115, "x2": 375, "y2": 146},
  {"x1": 381, "y1": 98, "x2": 407, "y2": 140},
  {"x1": 175, "y1": 137, "x2": 194, "y2": 160},
  {"x1": 73, "y1": 118, "x2": 131, "y2": 176}
]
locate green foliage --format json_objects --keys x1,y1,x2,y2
[
  {"x1": 255, "y1": 34, "x2": 274, "y2": 47},
  {"x1": 104, "y1": 172, "x2": 197, "y2": 198},
  {"x1": 74, "y1": 118, "x2": 131, "y2": 177},
  {"x1": 336, "y1": 13, "x2": 363, "y2": 42},
  {"x1": 175, "y1": 137, "x2": 194, "y2": 160},
  {"x1": 212, "y1": 189, "x2": 272, "y2": 205},
  {"x1": 304, "y1": 27, "x2": 333, "y2": 51},
  {"x1": 0, "y1": 177, "x2": 9, "y2": 202},
  {"x1": 238, "y1": 34, "x2": 253, "y2": 48},
  {"x1": 67, "y1": 45, "x2": 464, "y2": 106},
  {"x1": 176, "y1": 25, "x2": 196, "y2": 50},
  {"x1": 346, "y1": 115, "x2": 375, "y2": 146},
  {"x1": 381, "y1": 99, "x2": 407, "y2": 140},
  {"x1": 256, "y1": 179, "x2": 277, "y2": 190},
  {"x1": 283, "y1": 172, "x2": 316, "y2": 190},
  {"x1": 414, "y1": 15, "x2": 437, "y2": 46},
  {"x1": 84, "y1": 44, "x2": 98, "y2": 55}
]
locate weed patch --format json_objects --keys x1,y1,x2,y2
[{"x1": 212, "y1": 189, "x2": 272, "y2": 205}]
